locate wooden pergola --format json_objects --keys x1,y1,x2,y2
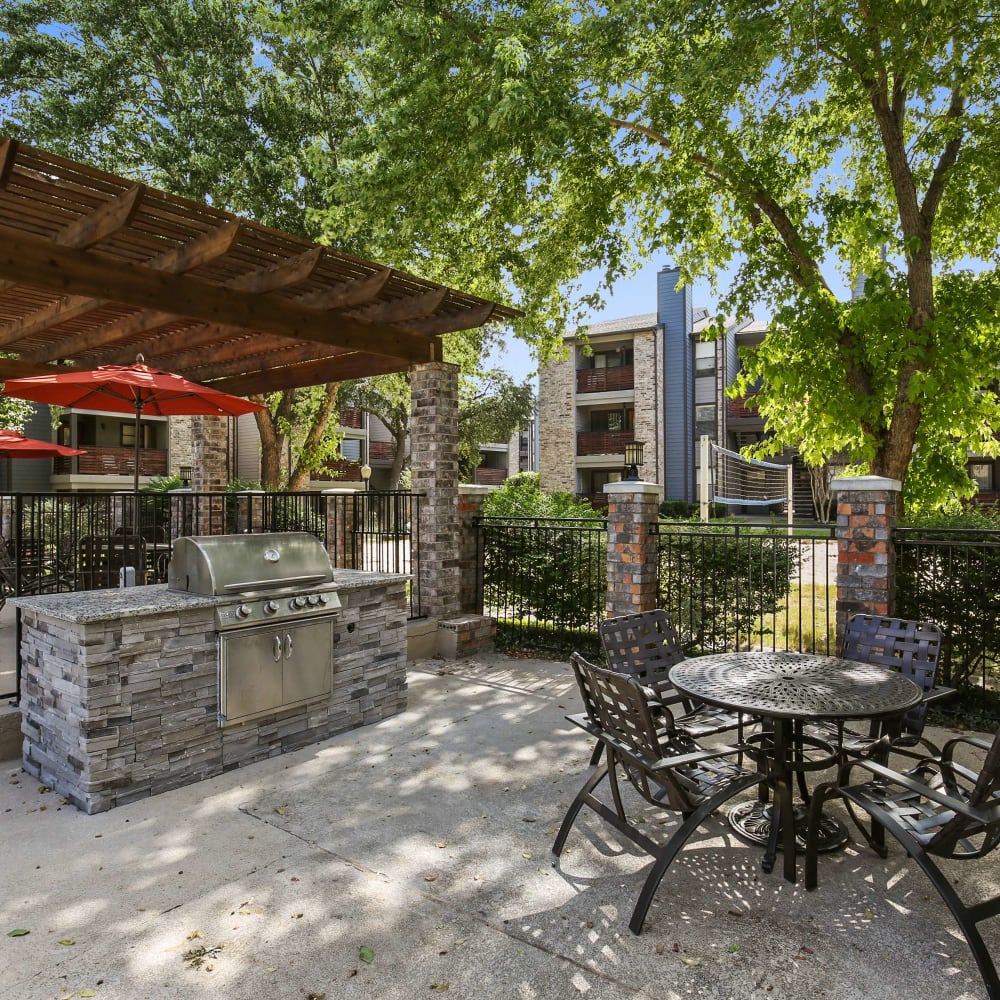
[{"x1": 0, "y1": 137, "x2": 520, "y2": 395}]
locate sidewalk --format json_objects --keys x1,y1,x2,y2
[{"x1": 1, "y1": 654, "x2": 994, "y2": 1000}]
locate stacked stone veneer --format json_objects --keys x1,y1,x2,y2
[
  {"x1": 605, "y1": 481, "x2": 663, "y2": 618},
  {"x1": 834, "y1": 476, "x2": 900, "y2": 649},
  {"x1": 17, "y1": 572, "x2": 407, "y2": 814},
  {"x1": 631, "y1": 329, "x2": 660, "y2": 484}
]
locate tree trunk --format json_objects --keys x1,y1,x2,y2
[
  {"x1": 389, "y1": 429, "x2": 407, "y2": 489},
  {"x1": 253, "y1": 392, "x2": 294, "y2": 488},
  {"x1": 288, "y1": 383, "x2": 340, "y2": 490}
]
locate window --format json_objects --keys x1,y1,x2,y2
[
  {"x1": 590, "y1": 470, "x2": 622, "y2": 492},
  {"x1": 590, "y1": 409, "x2": 634, "y2": 432},
  {"x1": 969, "y1": 461, "x2": 995, "y2": 491},
  {"x1": 591, "y1": 347, "x2": 633, "y2": 369},
  {"x1": 695, "y1": 345, "x2": 716, "y2": 373}
]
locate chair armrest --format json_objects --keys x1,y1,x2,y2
[
  {"x1": 649, "y1": 744, "x2": 746, "y2": 771},
  {"x1": 922, "y1": 685, "x2": 955, "y2": 705},
  {"x1": 942, "y1": 733, "x2": 994, "y2": 757},
  {"x1": 843, "y1": 757, "x2": 1000, "y2": 825}
]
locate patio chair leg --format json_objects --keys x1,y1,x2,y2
[
  {"x1": 552, "y1": 763, "x2": 610, "y2": 857},
  {"x1": 629, "y1": 773, "x2": 760, "y2": 935},
  {"x1": 804, "y1": 781, "x2": 838, "y2": 891}
]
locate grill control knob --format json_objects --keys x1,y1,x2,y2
[
  {"x1": 236, "y1": 604, "x2": 252, "y2": 619},
  {"x1": 317, "y1": 593, "x2": 328, "y2": 605},
  {"x1": 263, "y1": 600, "x2": 279, "y2": 615},
  {"x1": 291, "y1": 596, "x2": 307, "y2": 609},
  {"x1": 307, "y1": 594, "x2": 320, "y2": 606}
]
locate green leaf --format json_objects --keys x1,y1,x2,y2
[
  {"x1": 359, "y1": 945, "x2": 375, "y2": 964},
  {"x1": 6, "y1": 928, "x2": 29, "y2": 937}
]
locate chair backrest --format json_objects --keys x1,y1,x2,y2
[
  {"x1": 570, "y1": 652, "x2": 697, "y2": 812},
  {"x1": 843, "y1": 614, "x2": 942, "y2": 737},
  {"x1": 599, "y1": 610, "x2": 686, "y2": 706}
]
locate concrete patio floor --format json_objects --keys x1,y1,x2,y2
[{"x1": 1, "y1": 653, "x2": 996, "y2": 1000}]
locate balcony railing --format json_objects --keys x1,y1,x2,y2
[
  {"x1": 474, "y1": 468, "x2": 507, "y2": 485},
  {"x1": 53, "y1": 447, "x2": 169, "y2": 477},
  {"x1": 576, "y1": 366, "x2": 634, "y2": 394},
  {"x1": 339, "y1": 408, "x2": 364, "y2": 429},
  {"x1": 727, "y1": 395, "x2": 760, "y2": 419},
  {"x1": 577, "y1": 430, "x2": 633, "y2": 456},
  {"x1": 369, "y1": 441, "x2": 396, "y2": 460}
]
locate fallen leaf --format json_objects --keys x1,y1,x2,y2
[
  {"x1": 359, "y1": 945, "x2": 375, "y2": 964},
  {"x1": 863, "y1": 908, "x2": 875, "y2": 919},
  {"x1": 430, "y1": 982, "x2": 450, "y2": 992},
  {"x1": 275, "y1": 805, "x2": 287, "y2": 816},
  {"x1": 6, "y1": 928, "x2": 29, "y2": 937},
  {"x1": 58, "y1": 939, "x2": 76, "y2": 946},
  {"x1": 655, "y1": 944, "x2": 666, "y2": 955},
  {"x1": 80, "y1": 991, "x2": 97, "y2": 997},
  {"x1": 522, "y1": 852, "x2": 532, "y2": 860},
  {"x1": 680, "y1": 957, "x2": 702, "y2": 967},
  {"x1": 728, "y1": 944, "x2": 741, "y2": 953},
  {"x1": 434, "y1": 841, "x2": 447, "y2": 849},
  {"x1": 424, "y1": 875, "x2": 438, "y2": 882}
]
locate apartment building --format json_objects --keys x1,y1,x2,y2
[{"x1": 539, "y1": 264, "x2": 768, "y2": 505}]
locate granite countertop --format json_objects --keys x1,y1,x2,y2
[{"x1": 11, "y1": 568, "x2": 409, "y2": 624}]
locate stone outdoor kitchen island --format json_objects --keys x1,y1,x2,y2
[{"x1": 13, "y1": 569, "x2": 408, "y2": 813}]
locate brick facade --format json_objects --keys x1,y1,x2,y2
[
  {"x1": 834, "y1": 475, "x2": 900, "y2": 649},
  {"x1": 631, "y1": 329, "x2": 661, "y2": 485}
]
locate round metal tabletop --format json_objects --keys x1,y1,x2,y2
[{"x1": 669, "y1": 650, "x2": 922, "y2": 722}]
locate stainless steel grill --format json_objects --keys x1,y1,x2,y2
[{"x1": 168, "y1": 532, "x2": 342, "y2": 725}]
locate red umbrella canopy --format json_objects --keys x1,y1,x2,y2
[
  {"x1": 0, "y1": 430, "x2": 85, "y2": 458},
  {"x1": 0, "y1": 360, "x2": 264, "y2": 418}
]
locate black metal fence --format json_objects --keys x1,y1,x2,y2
[
  {"x1": 656, "y1": 522, "x2": 837, "y2": 655},
  {"x1": 0, "y1": 489, "x2": 422, "y2": 697},
  {"x1": 895, "y1": 527, "x2": 1000, "y2": 692},
  {"x1": 477, "y1": 515, "x2": 607, "y2": 656}
]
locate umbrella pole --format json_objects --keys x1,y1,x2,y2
[{"x1": 130, "y1": 400, "x2": 142, "y2": 586}]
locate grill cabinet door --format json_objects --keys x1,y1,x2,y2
[
  {"x1": 282, "y1": 618, "x2": 334, "y2": 706},
  {"x1": 220, "y1": 626, "x2": 284, "y2": 722}
]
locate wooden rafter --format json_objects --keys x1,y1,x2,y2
[
  {"x1": 0, "y1": 136, "x2": 521, "y2": 392},
  {"x1": 0, "y1": 225, "x2": 438, "y2": 363}
]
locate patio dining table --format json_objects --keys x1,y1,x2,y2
[{"x1": 669, "y1": 650, "x2": 923, "y2": 884}]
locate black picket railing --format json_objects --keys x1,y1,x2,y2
[
  {"x1": 0, "y1": 489, "x2": 422, "y2": 698},
  {"x1": 895, "y1": 527, "x2": 1000, "y2": 694},
  {"x1": 476, "y1": 515, "x2": 607, "y2": 656},
  {"x1": 656, "y1": 522, "x2": 837, "y2": 655}
]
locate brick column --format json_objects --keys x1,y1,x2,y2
[
  {"x1": 458, "y1": 484, "x2": 492, "y2": 613},
  {"x1": 191, "y1": 415, "x2": 228, "y2": 535},
  {"x1": 410, "y1": 362, "x2": 461, "y2": 619},
  {"x1": 605, "y1": 481, "x2": 664, "y2": 619},
  {"x1": 323, "y1": 488, "x2": 359, "y2": 570},
  {"x1": 835, "y1": 475, "x2": 901, "y2": 650}
]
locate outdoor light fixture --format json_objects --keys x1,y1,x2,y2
[
  {"x1": 623, "y1": 441, "x2": 645, "y2": 482},
  {"x1": 360, "y1": 463, "x2": 372, "y2": 491},
  {"x1": 179, "y1": 465, "x2": 192, "y2": 487}
]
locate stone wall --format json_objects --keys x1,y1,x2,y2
[
  {"x1": 168, "y1": 415, "x2": 194, "y2": 477},
  {"x1": 18, "y1": 574, "x2": 408, "y2": 813},
  {"x1": 538, "y1": 350, "x2": 576, "y2": 493}
]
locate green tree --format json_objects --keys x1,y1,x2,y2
[{"x1": 289, "y1": 0, "x2": 1000, "y2": 508}]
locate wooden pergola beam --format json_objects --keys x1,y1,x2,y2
[
  {"x1": 355, "y1": 286, "x2": 447, "y2": 324},
  {"x1": 0, "y1": 225, "x2": 439, "y2": 363},
  {"x1": 0, "y1": 220, "x2": 241, "y2": 348},
  {"x1": 297, "y1": 267, "x2": 392, "y2": 310},
  {"x1": 209, "y1": 352, "x2": 409, "y2": 396},
  {"x1": 23, "y1": 242, "x2": 326, "y2": 364},
  {"x1": 178, "y1": 342, "x2": 344, "y2": 382},
  {"x1": 405, "y1": 302, "x2": 496, "y2": 336}
]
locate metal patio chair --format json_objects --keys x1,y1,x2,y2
[
  {"x1": 553, "y1": 652, "x2": 760, "y2": 935},
  {"x1": 803, "y1": 615, "x2": 946, "y2": 766},
  {"x1": 805, "y1": 728, "x2": 1000, "y2": 999},
  {"x1": 599, "y1": 610, "x2": 747, "y2": 741}
]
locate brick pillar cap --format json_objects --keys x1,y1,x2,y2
[
  {"x1": 834, "y1": 475, "x2": 901, "y2": 492},
  {"x1": 321, "y1": 488, "x2": 359, "y2": 494},
  {"x1": 604, "y1": 481, "x2": 664, "y2": 499},
  {"x1": 458, "y1": 484, "x2": 494, "y2": 497}
]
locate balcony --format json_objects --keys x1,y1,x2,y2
[
  {"x1": 576, "y1": 430, "x2": 633, "y2": 456},
  {"x1": 727, "y1": 395, "x2": 765, "y2": 430},
  {"x1": 474, "y1": 467, "x2": 507, "y2": 486},
  {"x1": 339, "y1": 408, "x2": 364, "y2": 429},
  {"x1": 53, "y1": 447, "x2": 169, "y2": 478},
  {"x1": 576, "y1": 366, "x2": 634, "y2": 394},
  {"x1": 369, "y1": 441, "x2": 396, "y2": 461}
]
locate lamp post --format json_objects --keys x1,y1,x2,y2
[
  {"x1": 623, "y1": 440, "x2": 645, "y2": 482},
  {"x1": 178, "y1": 465, "x2": 192, "y2": 488},
  {"x1": 360, "y1": 463, "x2": 372, "y2": 491}
]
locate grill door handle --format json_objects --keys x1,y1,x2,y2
[
  {"x1": 284, "y1": 632, "x2": 294, "y2": 659},
  {"x1": 273, "y1": 635, "x2": 282, "y2": 662}
]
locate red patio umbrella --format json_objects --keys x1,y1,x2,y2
[
  {"x1": 1, "y1": 357, "x2": 264, "y2": 576},
  {"x1": 0, "y1": 430, "x2": 86, "y2": 492}
]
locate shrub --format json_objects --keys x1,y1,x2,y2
[{"x1": 658, "y1": 524, "x2": 797, "y2": 652}]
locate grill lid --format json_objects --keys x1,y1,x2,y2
[{"x1": 167, "y1": 532, "x2": 335, "y2": 596}]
